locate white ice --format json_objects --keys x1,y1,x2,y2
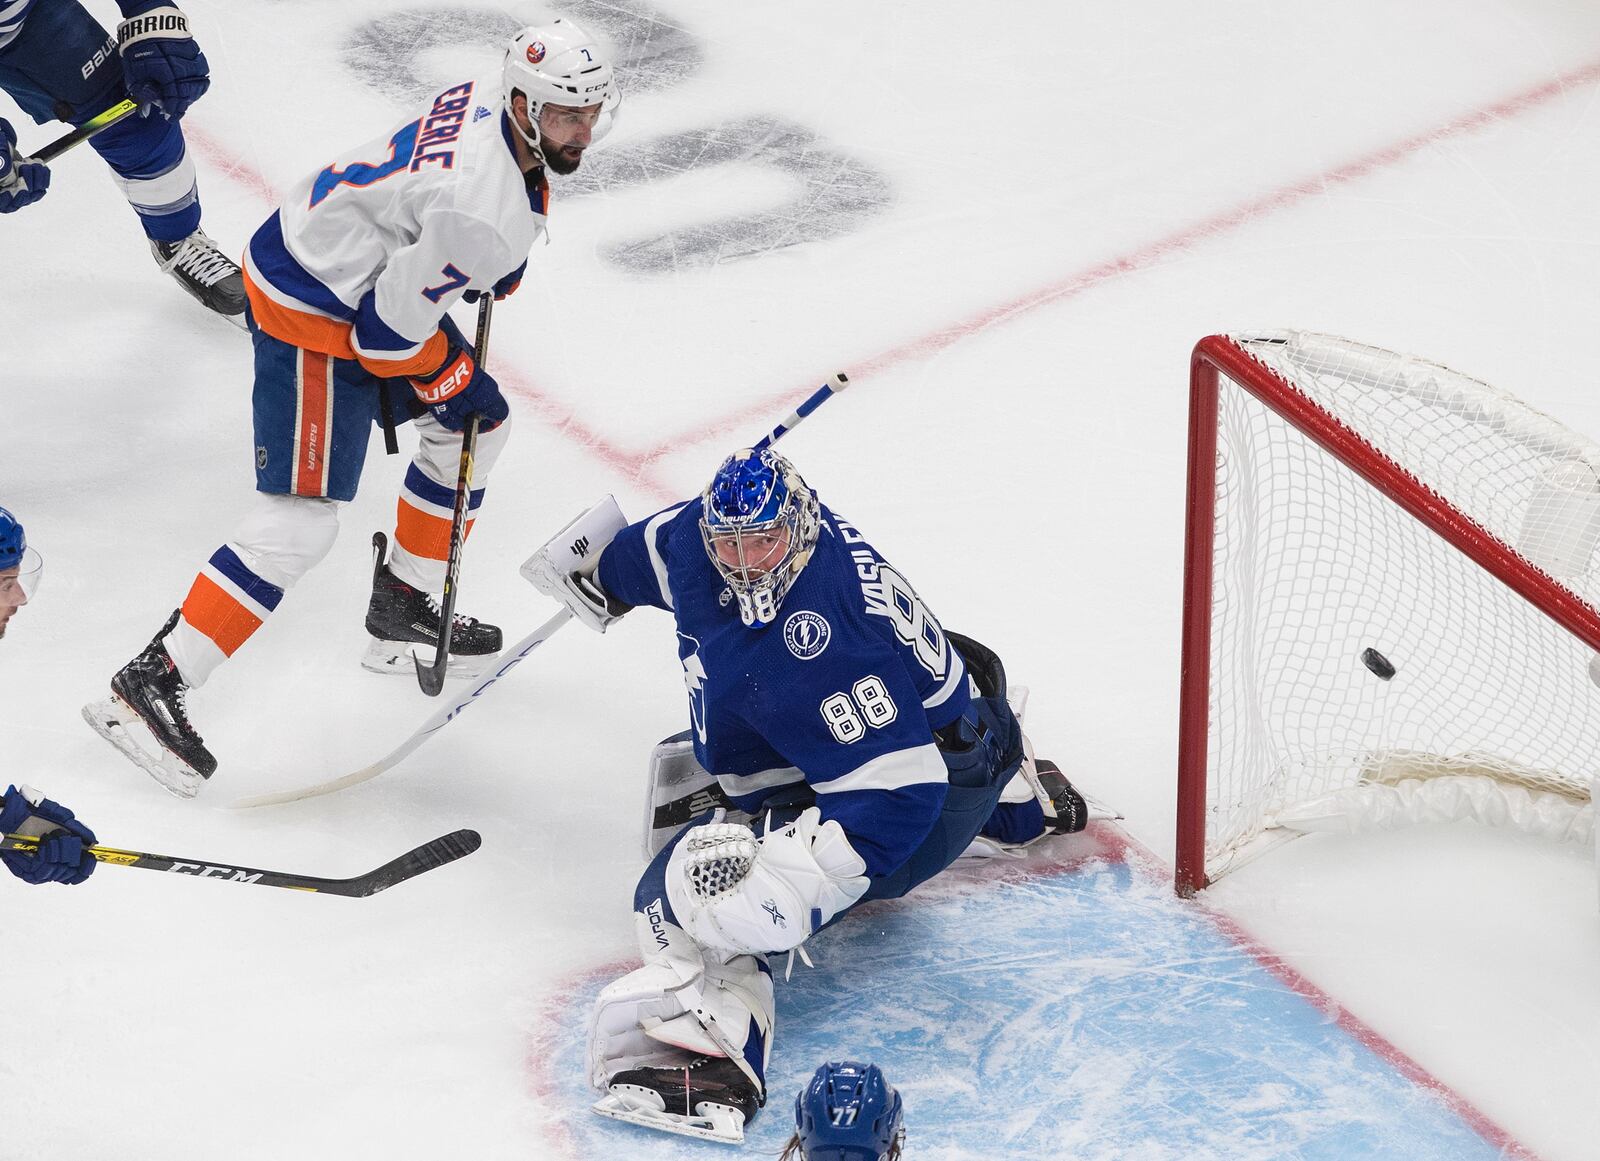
[{"x1": 4, "y1": 1, "x2": 1600, "y2": 1158}]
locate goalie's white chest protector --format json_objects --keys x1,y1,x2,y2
[{"x1": 270, "y1": 79, "x2": 547, "y2": 334}]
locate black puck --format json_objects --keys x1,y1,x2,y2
[{"x1": 1361, "y1": 647, "x2": 1396, "y2": 681}]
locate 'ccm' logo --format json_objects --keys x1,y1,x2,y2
[{"x1": 168, "y1": 862, "x2": 265, "y2": 883}]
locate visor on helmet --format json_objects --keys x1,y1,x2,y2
[{"x1": 0, "y1": 546, "x2": 43, "y2": 603}]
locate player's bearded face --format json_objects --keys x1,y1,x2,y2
[
  {"x1": 711, "y1": 525, "x2": 793, "y2": 582},
  {"x1": 539, "y1": 103, "x2": 601, "y2": 174},
  {"x1": 0, "y1": 571, "x2": 26, "y2": 638}
]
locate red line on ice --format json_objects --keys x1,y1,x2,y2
[{"x1": 1106, "y1": 830, "x2": 1545, "y2": 1161}]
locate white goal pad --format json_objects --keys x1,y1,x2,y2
[{"x1": 1177, "y1": 331, "x2": 1600, "y2": 895}]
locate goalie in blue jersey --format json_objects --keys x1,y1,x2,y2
[{"x1": 526, "y1": 447, "x2": 1089, "y2": 1145}]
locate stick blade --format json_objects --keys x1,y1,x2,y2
[
  {"x1": 344, "y1": 828, "x2": 482, "y2": 897},
  {"x1": 413, "y1": 650, "x2": 447, "y2": 697}
]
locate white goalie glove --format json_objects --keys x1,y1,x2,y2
[
  {"x1": 666, "y1": 807, "x2": 870, "y2": 955},
  {"x1": 521, "y1": 495, "x2": 630, "y2": 632}
]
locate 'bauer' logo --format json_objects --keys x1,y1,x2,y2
[
  {"x1": 526, "y1": 42, "x2": 546, "y2": 63},
  {"x1": 783, "y1": 610, "x2": 831, "y2": 660}
]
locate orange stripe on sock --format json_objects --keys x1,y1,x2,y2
[
  {"x1": 395, "y1": 499, "x2": 476, "y2": 562},
  {"x1": 181, "y1": 574, "x2": 265, "y2": 657}
]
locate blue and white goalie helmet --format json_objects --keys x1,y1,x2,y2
[
  {"x1": 785, "y1": 1061, "x2": 905, "y2": 1161},
  {"x1": 700, "y1": 448, "x2": 821, "y2": 628},
  {"x1": 0, "y1": 506, "x2": 43, "y2": 601},
  {"x1": 501, "y1": 18, "x2": 621, "y2": 161}
]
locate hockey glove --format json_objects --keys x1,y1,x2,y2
[
  {"x1": 666, "y1": 807, "x2": 869, "y2": 955},
  {"x1": 409, "y1": 341, "x2": 509, "y2": 433},
  {"x1": 462, "y1": 260, "x2": 526, "y2": 304},
  {"x1": 0, "y1": 120, "x2": 49, "y2": 213},
  {"x1": 0, "y1": 785, "x2": 97, "y2": 886},
  {"x1": 117, "y1": 1, "x2": 211, "y2": 121}
]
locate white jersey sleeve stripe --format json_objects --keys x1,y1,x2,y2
[
  {"x1": 921, "y1": 647, "x2": 969, "y2": 710},
  {"x1": 813, "y1": 744, "x2": 949, "y2": 796},
  {"x1": 645, "y1": 503, "x2": 690, "y2": 610},
  {"x1": 714, "y1": 765, "x2": 806, "y2": 797}
]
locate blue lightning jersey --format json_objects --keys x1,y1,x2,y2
[{"x1": 598, "y1": 500, "x2": 971, "y2": 882}]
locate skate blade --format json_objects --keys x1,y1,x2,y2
[
  {"x1": 81, "y1": 697, "x2": 205, "y2": 800},
  {"x1": 361, "y1": 638, "x2": 497, "y2": 680},
  {"x1": 591, "y1": 1090, "x2": 745, "y2": 1145}
]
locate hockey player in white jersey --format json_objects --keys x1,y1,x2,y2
[{"x1": 85, "y1": 20, "x2": 621, "y2": 797}]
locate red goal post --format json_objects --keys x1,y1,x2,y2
[{"x1": 1176, "y1": 332, "x2": 1600, "y2": 895}]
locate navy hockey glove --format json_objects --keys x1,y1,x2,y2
[
  {"x1": 0, "y1": 120, "x2": 50, "y2": 213},
  {"x1": 117, "y1": 1, "x2": 211, "y2": 121},
  {"x1": 462, "y1": 261, "x2": 527, "y2": 304},
  {"x1": 409, "y1": 341, "x2": 509, "y2": 433},
  {"x1": 0, "y1": 785, "x2": 97, "y2": 886}
]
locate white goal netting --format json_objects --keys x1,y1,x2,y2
[{"x1": 1193, "y1": 330, "x2": 1600, "y2": 885}]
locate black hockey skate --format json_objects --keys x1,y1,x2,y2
[
  {"x1": 595, "y1": 1054, "x2": 762, "y2": 1145},
  {"x1": 1036, "y1": 758, "x2": 1088, "y2": 834},
  {"x1": 82, "y1": 610, "x2": 217, "y2": 799},
  {"x1": 150, "y1": 229, "x2": 247, "y2": 326},
  {"x1": 362, "y1": 532, "x2": 502, "y2": 678}
]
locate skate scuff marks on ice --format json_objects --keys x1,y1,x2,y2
[{"x1": 527, "y1": 829, "x2": 1532, "y2": 1160}]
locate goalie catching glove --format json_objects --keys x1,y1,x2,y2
[{"x1": 666, "y1": 807, "x2": 870, "y2": 956}]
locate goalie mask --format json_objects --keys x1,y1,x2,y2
[
  {"x1": 784, "y1": 1061, "x2": 905, "y2": 1161},
  {"x1": 501, "y1": 19, "x2": 621, "y2": 167},
  {"x1": 700, "y1": 448, "x2": 821, "y2": 629}
]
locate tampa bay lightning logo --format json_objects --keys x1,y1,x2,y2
[
  {"x1": 783, "y1": 611, "x2": 831, "y2": 660},
  {"x1": 678, "y1": 632, "x2": 709, "y2": 744}
]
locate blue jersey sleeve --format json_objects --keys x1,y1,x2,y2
[
  {"x1": 597, "y1": 502, "x2": 692, "y2": 613},
  {"x1": 752, "y1": 643, "x2": 949, "y2": 881}
]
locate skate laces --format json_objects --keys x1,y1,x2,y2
[
  {"x1": 157, "y1": 232, "x2": 237, "y2": 287},
  {"x1": 421, "y1": 589, "x2": 480, "y2": 631}
]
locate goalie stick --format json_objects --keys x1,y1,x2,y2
[
  {"x1": 0, "y1": 828, "x2": 480, "y2": 897},
  {"x1": 230, "y1": 609, "x2": 571, "y2": 808},
  {"x1": 239, "y1": 370, "x2": 854, "y2": 807}
]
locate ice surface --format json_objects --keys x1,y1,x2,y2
[{"x1": 4, "y1": 0, "x2": 1600, "y2": 1157}]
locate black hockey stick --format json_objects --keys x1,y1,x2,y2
[
  {"x1": 415, "y1": 296, "x2": 494, "y2": 696},
  {"x1": 0, "y1": 828, "x2": 481, "y2": 897},
  {"x1": 32, "y1": 98, "x2": 140, "y2": 164}
]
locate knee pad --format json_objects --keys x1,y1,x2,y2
[
  {"x1": 412, "y1": 410, "x2": 512, "y2": 488},
  {"x1": 230, "y1": 493, "x2": 340, "y2": 590}
]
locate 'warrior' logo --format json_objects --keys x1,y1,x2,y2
[{"x1": 570, "y1": 535, "x2": 591, "y2": 558}]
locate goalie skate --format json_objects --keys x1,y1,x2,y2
[
  {"x1": 81, "y1": 696, "x2": 208, "y2": 799},
  {"x1": 592, "y1": 1055, "x2": 757, "y2": 1145}
]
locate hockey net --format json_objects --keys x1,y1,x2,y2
[{"x1": 1176, "y1": 331, "x2": 1600, "y2": 894}]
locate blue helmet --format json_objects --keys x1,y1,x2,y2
[
  {"x1": 699, "y1": 448, "x2": 820, "y2": 628},
  {"x1": 0, "y1": 506, "x2": 24, "y2": 572},
  {"x1": 0, "y1": 506, "x2": 43, "y2": 602},
  {"x1": 790, "y1": 1061, "x2": 905, "y2": 1161}
]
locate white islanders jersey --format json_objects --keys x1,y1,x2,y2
[{"x1": 242, "y1": 79, "x2": 548, "y2": 378}]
